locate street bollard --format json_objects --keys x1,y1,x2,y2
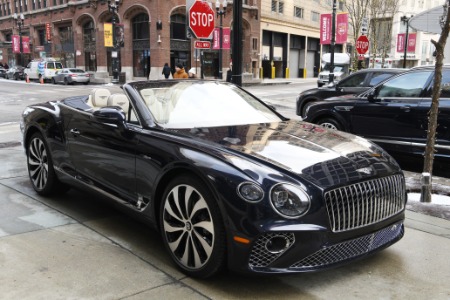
[{"x1": 420, "y1": 172, "x2": 432, "y2": 203}]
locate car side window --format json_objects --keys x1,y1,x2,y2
[
  {"x1": 377, "y1": 71, "x2": 432, "y2": 98},
  {"x1": 438, "y1": 70, "x2": 450, "y2": 97},
  {"x1": 369, "y1": 73, "x2": 394, "y2": 86},
  {"x1": 339, "y1": 73, "x2": 367, "y2": 87}
]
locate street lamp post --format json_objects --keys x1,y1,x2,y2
[
  {"x1": 401, "y1": 15, "x2": 411, "y2": 69},
  {"x1": 108, "y1": 0, "x2": 120, "y2": 84},
  {"x1": 13, "y1": 13, "x2": 24, "y2": 67},
  {"x1": 215, "y1": 0, "x2": 227, "y2": 80},
  {"x1": 328, "y1": 0, "x2": 337, "y2": 84}
]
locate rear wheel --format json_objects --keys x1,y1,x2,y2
[
  {"x1": 14, "y1": 74, "x2": 19, "y2": 80},
  {"x1": 160, "y1": 175, "x2": 226, "y2": 278},
  {"x1": 317, "y1": 118, "x2": 343, "y2": 131},
  {"x1": 64, "y1": 78, "x2": 69, "y2": 85},
  {"x1": 27, "y1": 132, "x2": 69, "y2": 195}
]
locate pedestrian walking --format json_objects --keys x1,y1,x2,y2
[
  {"x1": 162, "y1": 63, "x2": 171, "y2": 79},
  {"x1": 188, "y1": 68, "x2": 196, "y2": 78},
  {"x1": 173, "y1": 63, "x2": 188, "y2": 79}
]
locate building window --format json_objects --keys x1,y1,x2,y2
[
  {"x1": 271, "y1": 0, "x2": 283, "y2": 14},
  {"x1": 278, "y1": 1, "x2": 283, "y2": 14},
  {"x1": 171, "y1": 14, "x2": 186, "y2": 40},
  {"x1": 132, "y1": 13, "x2": 150, "y2": 77},
  {"x1": 252, "y1": 37, "x2": 258, "y2": 50},
  {"x1": 271, "y1": 0, "x2": 276, "y2": 12},
  {"x1": 311, "y1": 11, "x2": 320, "y2": 22},
  {"x1": 294, "y1": 6, "x2": 303, "y2": 19},
  {"x1": 83, "y1": 21, "x2": 97, "y2": 72}
]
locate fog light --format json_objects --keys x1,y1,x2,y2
[{"x1": 265, "y1": 235, "x2": 291, "y2": 254}]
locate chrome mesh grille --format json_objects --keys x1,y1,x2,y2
[
  {"x1": 249, "y1": 233, "x2": 295, "y2": 268},
  {"x1": 291, "y1": 223, "x2": 403, "y2": 270},
  {"x1": 325, "y1": 175, "x2": 405, "y2": 232}
]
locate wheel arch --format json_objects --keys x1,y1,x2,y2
[
  {"x1": 152, "y1": 164, "x2": 230, "y2": 233},
  {"x1": 309, "y1": 111, "x2": 349, "y2": 131}
]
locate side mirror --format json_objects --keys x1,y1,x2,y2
[
  {"x1": 93, "y1": 107, "x2": 127, "y2": 127},
  {"x1": 367, "y1": 90, "x2": 377, "y2": 102}
]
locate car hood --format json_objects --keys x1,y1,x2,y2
[{"x1": 172, "y1": 121, "x2": 400, "y2": 188}]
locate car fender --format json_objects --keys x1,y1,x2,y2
[{"x1": 304, "y1": 104, "x2": 352, "y2": 132}]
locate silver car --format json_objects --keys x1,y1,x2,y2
[{"x1": 52, "y1": 68, "x2": 90, "y2": 85}]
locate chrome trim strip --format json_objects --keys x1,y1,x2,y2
[{"x1": 370, "y1": 138, "x2": 450, "y2": 151}]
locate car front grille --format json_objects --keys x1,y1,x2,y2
[
  {"x1": 248, "y1": 233, "x2": 295, "y2": 268},
  {"x1": 290, "y1": 222, "x2": 403, "y2": 270},
  {"x1": 325, "y1": 174, "x2": 405, "y2": 232}
]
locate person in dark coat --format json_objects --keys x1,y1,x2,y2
[{"x1": 162, "y1": 63, "x2": 171, "y2": 79}]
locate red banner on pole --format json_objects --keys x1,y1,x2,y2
[
  {"x1": 336, "y1": 13, "x2": 348, "y2": 44},
  {"x1": 320, "y1": 14, "x2": 332, "y2": 45},
  {"x1": 12, "y1": 35, "x2": 20, "y2": 53},
  {"x1": 22, "y1": 36, "x2": 30, "y2": 54},
  {"x1": 212, "y1": 27, "x2": 231, "y2": 50},
  {"x1": 397, "y1": 33, "x2": 416, "y2": 53},
  {"x1": 407, "y1": 33, "x2": 416, "y2": 52},
  {"x1": 46, "y1": 23, "x2": 51, "y2": 42}
]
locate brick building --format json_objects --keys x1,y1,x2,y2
[{"x1": 0, "y1": 0, "x2": 260, "y2": 82}]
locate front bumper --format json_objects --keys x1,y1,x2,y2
[{"x1": 228, "y1": 218, "x2": 404, "y2": 274}]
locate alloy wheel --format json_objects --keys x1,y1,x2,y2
[
  {"x1": 162, "y1": 184, "x2": 215, "y2": 270},
  {"x1": 27, "y1": 137, "x2": 49, "y2": 190}
]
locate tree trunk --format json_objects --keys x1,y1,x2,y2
[{"x1": 422, "y1": 1, "x2": 450, "y2": 202}]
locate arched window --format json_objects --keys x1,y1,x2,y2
[
  {"x1": 170, "y1": 14, "x2": 186, "y2": 40},
  {"x1": 132, "y1": 13, "x2": 150, "y2": 77},
  {"x1": 83, "y1": 20, "x2": 96, "y2": 71}
]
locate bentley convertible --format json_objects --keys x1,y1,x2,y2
[{"x1": 21, "y1": 80, "x2": 406, "y2": 278}]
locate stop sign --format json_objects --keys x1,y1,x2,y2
[
  {"x1": 189, "y1": 1, "x2": 215, "y2": 39},
  {"x1": 356, "y1": 35, "x2": 369, "y2": 55}
]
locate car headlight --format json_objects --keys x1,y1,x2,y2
[
  {"x1": 270, "y1": 183, "x2": 310, "y2": 218},
  {"x1": 237, "y1": 182, "x2": 264, "y2": 202}
]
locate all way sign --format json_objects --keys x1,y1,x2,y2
[{"x1": 194, "y1": 41, "x2": 211, "y2": 49}]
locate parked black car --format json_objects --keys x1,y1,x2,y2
[
  {"x1": 0, "y1": 67, "x2": 6, "y2": 78},
  {"x1": 21, "y1": 80, "x2": 406, "y2": 278},
  {"x1": 303, "y1": 65, "x2": 450, "y2": 165},
  {"x1": 6, "y1": 66, "x2": 25, "y2": 80},
  {"x1": 296, "y1": 68, "x2": 404, "y2": 117}
]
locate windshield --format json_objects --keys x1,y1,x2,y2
[{"x1": 138, "y1": 81, "x2": 282, "y2": 129}]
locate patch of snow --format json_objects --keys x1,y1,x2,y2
[{"x1": 407, "y1": 193, "x2": 450, "y2": 206}]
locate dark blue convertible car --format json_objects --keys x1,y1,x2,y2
[{"x1": 21, "y1": 80, "x2": 406, "y2": 278}]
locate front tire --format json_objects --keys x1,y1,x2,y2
[
  {"x1": 317, "y1": 117, "x2": 343, "y2": 131},
  {"x1": 160, "y1": 175, "x2": 226, "y2": 278},
  {"x1": 27, "y1": 132, "x2": 69, "y2": 195}
]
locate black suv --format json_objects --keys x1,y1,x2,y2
[
  {"x1": 303, "y1": 65, "x2": 450, "y2": 167},
  {"x1": 296, "y1": 68, "x2": 404, "y2": 117}
]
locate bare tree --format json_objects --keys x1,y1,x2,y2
[
  {"x1": 343, "y1": 0, "x2": 399, "y2": 70},
  {"x1": 422, "y1": 1, "x2": 450, "y2": 202},
  {"x1": 369, "y1": 0, "x2": 399, "y2": 68},
  {"x1": 342, "y1": 0, "x2": 370, "y2": 71}
]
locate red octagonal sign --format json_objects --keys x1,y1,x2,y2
[
  {"x1": 189, "y1": 0, "x2": 215, "y2": 39},
  {"x1": 356, "y1": 35, "x2": 369, "y2": 55}
]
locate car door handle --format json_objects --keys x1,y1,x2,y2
[
  {"x1": 400, "y1": 106, "x2": 411, "y2": 112},
  {"x1": 70, "y1": 128, "x2": 80, "y2": 136}
]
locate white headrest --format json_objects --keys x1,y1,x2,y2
[
  {"x1": 107, "y1": 94, "x2": 129, "y2": 113},
  {"x1": 91, "y1": 88, "x2": 111, "y2": 107}
]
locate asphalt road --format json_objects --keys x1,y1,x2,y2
[{"x1": 0, "y1": 78, "x2": 449, "y2": 299}]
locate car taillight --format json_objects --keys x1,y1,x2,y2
[{"x1": 70, "y1": 74, "x2": 77, "y2": 77}]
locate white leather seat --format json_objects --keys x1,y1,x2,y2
[
  {"x1": 87, "y1": 88, "x2": 111, "y2": 109},
  {"x1": 107, "y1": 93, "x2": 129, "y2": 113},
  {"x1": 141, "y1": 89, "x2": 164, "y2": 122}
]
